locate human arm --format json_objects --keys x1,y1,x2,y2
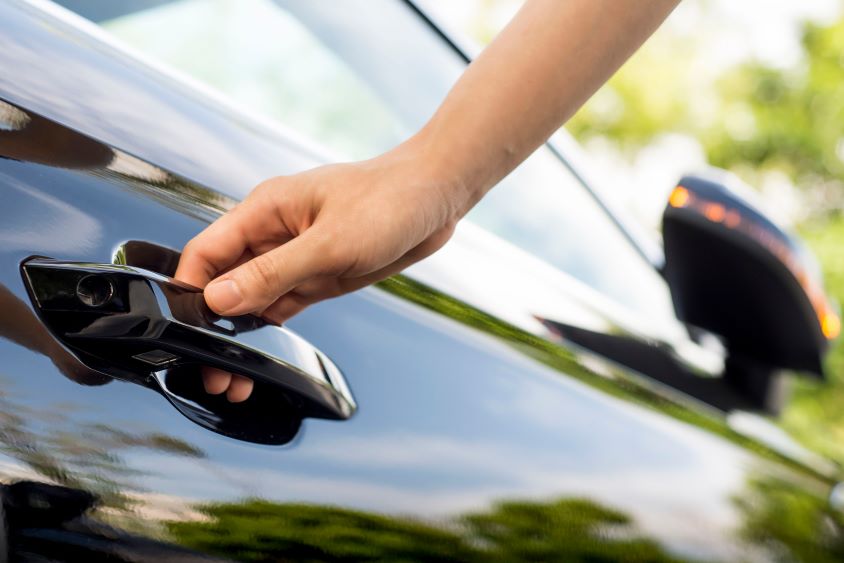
[{"x1": 176, "y1": 0, "x2": 680, "y2": 401}]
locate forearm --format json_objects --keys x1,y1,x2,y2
[
  {"x1": 412, "y1": 0, "x2": 680, "y2": 214},
  {"x1": 178, "y1": 0, "x2": 679, "y2": 398},
  {"x1": 0, "y1": 284, "x2": 56, "y2": 354}
]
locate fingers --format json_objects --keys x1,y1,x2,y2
[
  {"x1": 337, "y1": 225, "x2": 453, "y2": 292},
  {"x1": 176, "y1": 181, "x2": 297, "y2": 289},
  {"x1": 176, "y1": 209, "x2": 251, "y2": 289},
  {"x1": 226, "y1": 375, "x2": 254, "y2": 403},
  {"x1": 261, "y1": 229, "x2": 451, "y2": 324},
  {"x1": 202, "y1": 367, "x2": 254, "y2": 402},
  {"x1": 202, "y1": 366, "x2": 231, "y2": 395},
  {"x1": 203, "y1": 227, "x2": 337, "y2": 316},
  {"x1": 261, "y1": 292, "x2": 312, "y2": 325}
]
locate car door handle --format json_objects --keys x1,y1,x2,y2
[{"x1": 21, "y1": 258, "x2": 356, "y2": 435}]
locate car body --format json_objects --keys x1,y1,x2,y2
[{"x1": 0, "y1": 0, "x2": 841, "y2": 561}]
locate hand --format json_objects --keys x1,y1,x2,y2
[
  {"x1": 174, "y1": 0, "x2": 679, "y2": 403},
  {"x1": 175, "y1": 141, "x2": 465, "y2": 401}
]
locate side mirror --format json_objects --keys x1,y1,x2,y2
[{"x1": 661, "y1": 172, "x2": 839, "y2": 386}]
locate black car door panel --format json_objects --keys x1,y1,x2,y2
[{"x1": 0, "y1": 101, "x2": 841, "y2": 561}]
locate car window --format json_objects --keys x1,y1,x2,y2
[
  {"x1": 95, "y1": 0, "x2": 412, "y2": 159},
  {"x1": 55, "y1": 0, "x2": 676, "y2": 319}
]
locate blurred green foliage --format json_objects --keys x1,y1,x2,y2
[
  {"x1": 782, "y1": 217, "x2": 844, "y2": 465},
  {"x1": 167, "y1": 474, "x2": 844, "y2": 562},
  {"x1": 168, "y1": 497, "x2": 683, "y2": 562},
  {"x1": 569, "y1": 13, "x2": 844, "y2": 215},
  {"x1": 709, "y1": 19, "x2": 844, "y2": 192},
  {"x1": 568, "y1": 13, "x2": 844, "y2": 465},
  {"x1": 732, "y1": 473, "x2": 844, "y2": 562}
]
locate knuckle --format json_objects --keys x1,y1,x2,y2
[
  {"x1": 324, "y1": 282, "x2": 345, "y2": 299},
  {"x1": 252, "y1": 178, "x2": 275, "y2": 195},
  {"x1": 253, "y1": 176, "x2": 285, "y2": 197},
  {"x1": 182, "y1": 237, "x2": 200, "y2": 255},
  {"x1": 253, "y1": 178, "x2": 294, "y2": 211}
]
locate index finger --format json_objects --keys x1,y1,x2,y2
[{"x1": 175, "y1": 207, "x2": 250, "y2": 289}]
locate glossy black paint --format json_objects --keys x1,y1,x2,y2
[
  {"x1": 0, "y1": 2, "x2": 841, "y2": 561},
  {"x1": 0, "y1": 0, "x2": 324, "y2": 198},
  {"x1": 0, "y1": 0, "x2": 725, "y2": 403},
  {"x1": 22, "y1": 258, "x2": 355, "y2": 444},
  {"x1": 0, "y1": 97, "x2": 841, "y2": 560},
  {"x1": 540, "y1": 317, "x2": 782, "y2": 413}
]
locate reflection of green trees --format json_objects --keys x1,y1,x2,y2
[
  {"x1": 102, "y1": 165, "x2": 232, "y2": 224},
  {"x1": 0, "y1": 378, "x2": 204, "y2": 512},
  {"x1": 732, "y1": 473, "x2": 844, "y2": 562},
  {"x1": 783, "y1": 217, "x2": 844, "y2": 467},
  {"x1": 169, "y1": 501, "x2": 477, "y2": 562},
  {"x1": 463, "y1": 499, "x2": 681, "y2": 562},
  {"x1": 567, "y1": 11, "x2": 844, "y2": 216},
  {"x1": 705, "y1": 20, "x2": 844, "y2": 206},
  {"x1": 168, "y1": 497, "x2": 682, "y2": 562},
  {"x1": 164, "y1": 473, "x2": 844, "y2": 563},
  {"x1": 377, "y1": 275, "x2": 836, "y2": 485}
]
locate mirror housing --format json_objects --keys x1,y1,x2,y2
[{"x1": 661, "y1": 172, "x2": 838, "y2": 379}]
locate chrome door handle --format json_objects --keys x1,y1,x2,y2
[{"x1": 21, "y1": 258, "x2": 356, "y2": 426}]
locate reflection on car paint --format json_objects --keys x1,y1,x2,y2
[{"x1": 0, "y1": 65, "x2": 841, "y2": 563}]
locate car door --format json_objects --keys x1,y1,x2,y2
[
  {"x1": 0, "y1": 1, "x2": 842, "y2": 562},
  {"x1": 59, "y1": 0, "x2": 797, "y2": 414}
]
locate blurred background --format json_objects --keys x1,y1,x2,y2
[{"x1": 421, "y1": 0, "x2": 844, "y2": 466}]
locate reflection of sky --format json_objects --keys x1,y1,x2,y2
[
  {"x1": 0, "y1": 159, "x2": 830, "y2": 562},
  {"x1": 277, "y1": 0, "x2": 461, "y2": 144},
  {"x1": 105, "y1": 0, "x2": 412, "y2": 161},
  {"x1": 466, "y1": 148, "x2": 677, "y2": 320},
  {"x1": 22, "y1": 0, "x2": 693, "y2": 374},
  {"x1": 409, "y1": 220, "x2": 698, "y2": 352},
  {"x1": 115, "y1": 292, "x2": 760, "y2": 560},
  {"x1": 102, "y1": 288, "x2": 781, "y2": 560},
  {"x1": 0, "y1": 2, "x2": 323, "y2": 196},
  {"x1": 410, "y1": 221, "x2": 610, "y2": 336},
  {"x1": 0, "y1": 171, "x2": 102, "y2": 255},
  {"x1": 77, "y1": 0, "x2": 678, "y2": 319}
]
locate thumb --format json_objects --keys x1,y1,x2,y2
[{"x1": 203, "y1": 230, "x2": 333, "y2": 316}]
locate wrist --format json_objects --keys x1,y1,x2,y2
[{"x1": 400, "y1": 123, "x2": 488, "y2": 220}]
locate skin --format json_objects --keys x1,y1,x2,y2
[
  {"x1": 0, "y1": 286, "x2": 110, "y2": 387},
  {"x1": 176, "y1": 0, "x2": 681, "y2": 402}
]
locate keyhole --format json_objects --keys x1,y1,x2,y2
[{"x1": 76, "y1": 275, "x2": 114, "y2": 308}]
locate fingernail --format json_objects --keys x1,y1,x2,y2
[{"x1": 205, "y1": 279, "x2": 243, "y2": 313}]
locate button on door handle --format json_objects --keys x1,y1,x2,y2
[{"x1": 21, "y1": 258, "x2": 356, "y2": 433}]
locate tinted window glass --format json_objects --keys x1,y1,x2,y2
[{"x1": 56, "y1": 0, "x2": 675, "y2": 318}]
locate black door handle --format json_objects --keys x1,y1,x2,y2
[{"x1": 21, "y1": 258, "x2": 356, "y2": 443}]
